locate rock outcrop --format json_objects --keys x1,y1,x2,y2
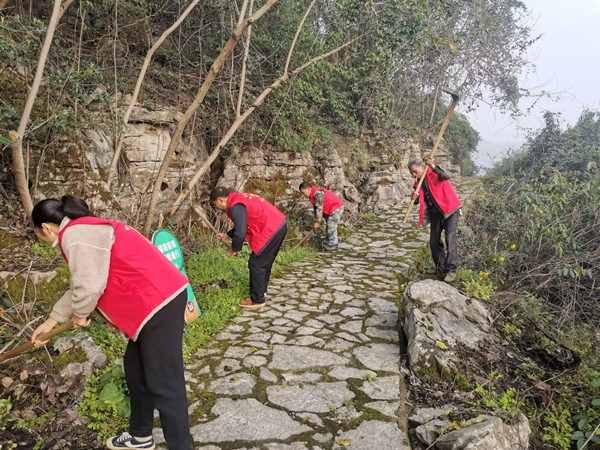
[{"x1": 402, "y1": 279, "x2": 491, "y2": 378}]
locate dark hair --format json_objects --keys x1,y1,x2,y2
[
  {"x1": 209, "y1": 186, "x2": 230, "y2": 203},
  {"x1": 31, "y1": 196, "x2": 94, "y2": 228},
  {"x1": 299, "y1": 182, "x2": 313, "y2": 190}
]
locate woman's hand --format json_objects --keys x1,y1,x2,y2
[
  {"x1": 72, "y1": 315, "x2": 91, "y2": 329},
  {"x1": 31, "y1": 318, "x2": 58, "y2": 348},
  {"x1": 216, "y1": 233, "x2": 229, "y2": 243}
]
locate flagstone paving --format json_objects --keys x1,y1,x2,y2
[{"x1": 156, "y1": 179, "x2": 480, "y2": 449}]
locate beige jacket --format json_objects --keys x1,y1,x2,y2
[{"x1": 50, "y1": 217, "x2": 115, "y2": 323}]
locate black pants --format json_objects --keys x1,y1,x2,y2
[
  {"x1": 248, "y1": 223, "x2": 287, "y2": 303},
  {"x1": 429, "y1": 209, "x2": 460, "y2": 275},
  {"x1": 124, "y1": 290, "x2": 191, "y2": 449}
]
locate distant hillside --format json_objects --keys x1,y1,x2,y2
[{"x1": 473, "y1": 139, "x2": 522, "y2": 171}]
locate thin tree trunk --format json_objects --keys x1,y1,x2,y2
[
  {"x1": 142, "y1": 0, "x2": 280, "y2": 236},
  {"x1": 105, "y1": 0, "x2": 203, "y2": 189},
  {"x1": 9, "y1": 0, "x2": 62, "y2": 217},
  {"x1": 168, "y1": 37, "x2": 359, "y2": 218},
  {"x1": 58, "y1": 0, "x2": 75, "y2": 22},
  {"x1": 236, "y1": 0, "x2": 253, "y2": 118},
  {"x1": 428, "y1": 84, "x2": 439, "y2": 127}
]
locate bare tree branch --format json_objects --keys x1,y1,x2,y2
[
  {"x1": 58, "y1": 0, "x2": 75, "y2": 22},
  {"x1": 167, "y1": 36, "x2": 360, "y2": 218},
  {"x1": 236, "y1": 0, "x2": 253, "y2": 119},
  {"x1": 142, "y1": 0, "x2": 280, "y2": 236},
  {"x1": 105, "y1": 0, "x2": 202, "y2": 189}
]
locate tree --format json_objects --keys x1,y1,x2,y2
[
  {"x1": 142, "y1": 0, "x2": 280, "y2": 236},
  {"x1": 9, "y1": 0, "x2": 63, "y2": 217},
  {"x1": 105, "y1": 0, "x2": 203, "y2": 190}
]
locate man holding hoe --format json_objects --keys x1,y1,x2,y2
[
  {"x1": 299, "y1": 182, "x2": 344, "y2": 252},
  {"x1": 210, "y1": 187, "x2": 287, "y2": 309},
  {"x1": 408, "y1": 156, "x2": 462, "y2": 282}
]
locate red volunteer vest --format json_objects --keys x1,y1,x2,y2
[
  {"x1": 226, "y1": 193, "x2": 286, "y2": 254},
  {"x1": 414, "y1": 168, "x2": 462, "y2": 226},
  {"x1": 309, "y1": 186, "x2": 343, "y2": 216},
  {"x1": 58, "y1": 217, "x2": 189, "y2": 339}
]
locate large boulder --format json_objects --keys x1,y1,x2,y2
[
  {"x1": 402, "y1": 280, "x2": 491, "y2": 377},
  {"x1": 435, "y1": 414, "x2": 531, "y2": 450}
]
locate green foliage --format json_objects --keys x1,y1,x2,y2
[
  {"x1": 455, "y1": 268, "x2": 496, "y2": 300},
  {"x1": 502, "y1": 322, "x2": 522, "y2": 337},
  {"x1": 14, "y1": 412, "x2": 53, "y2": 432},
  {"x1": 572, "y1": 378, "x2": 600, "y2": 449},
  {"x1": 542, "y1": 404, "x2": 574, "y2": 450},
  {"x1": 475, "y1": 384, "x2": 517, "y2": 413},
  {"x1": 0, "y1": 397, "x2": 12, "y2": 430},
  {"x1": 78, "y1": 359, "x2": 129, "y2": 442},
  {"x1": 462, "y1": 167, "x2": 600, "y2": 323},
  {"x1": 474, "y1": 371, "x2": 518, "y2": 414},
  {"x1": 86, "y1": 319, "x2": 127, "y2": 361},
  {"x1": 495, "y1": 111, "x2": 600, "y2": 175},
  {"x1": 460, "y1": 108, "x2": 600, "y2": 448},
  {"x1": 0, "y1": 14, "x2": 103, "y2": 141},
  {"x1": 33, "y1": 241, "x2": 59, "y2": 262},
  {"x1": 433, "y1": 111, "x2": 480, "y2": 175}
]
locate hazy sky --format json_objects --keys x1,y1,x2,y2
[{"x1": 465, "y1": 0, "x2": 600, "y2": 148}]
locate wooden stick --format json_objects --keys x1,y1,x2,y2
[
  {"x1": 192, "y1": 206, "x2": 232, "y2": 249},
  {"x1": 0, "y1": 321, "x2": 74, "y2": 364},
  {"x1": 403, "y1": 95, "x2": 459, "y2": 223},
  {"x1": 193, "y1": 205, "x2": 219, "y2": 233},
  {"x1": 291, "y1": 229, "x2": 314, "y2": 251}
]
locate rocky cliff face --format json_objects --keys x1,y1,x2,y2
[
  {"x1": 218, "y1": 129, "x2": 460, "y2": 220},
  {"x1": 20, "y1": 100, "x2": 460, "y2": 226}
]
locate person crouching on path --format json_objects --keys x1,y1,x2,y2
[
  {"x1": 30, "y1": 196, "x2": 191, "y2": 450},
  {"x1": 299, "y1": 182, "x2": 344, "y2": 252},
  {"x1": 210, "y1": 187, "x2": 287, "y2": 310},
  {"x1": 408, "y1": 157, "x2": 462, "y2": 282}
]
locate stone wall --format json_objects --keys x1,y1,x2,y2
[
  {"x1": 217, "y1": 130, "x2": 460, "y2": 219},
  {"x1": 26, "y1": 98, "x2": 460, "y2": 226}
]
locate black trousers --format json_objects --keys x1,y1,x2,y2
[
  {"x1": 248, "y1": 223, "x2": 287, "y2": 303},
  {"x1": 429, "y1": 209, "x2": 460, "y2": 275},
  {"x1": 124, "y1": 290, "x2": 191, "y2": 449}
]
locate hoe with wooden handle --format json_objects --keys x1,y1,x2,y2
[
  {"x1": 291, "y1": 229, "x2": 314, "y2": 251},
  {"x1": 403, "y1": 90, "x2": 460, "y2": 223},
  {"x1": 0, "y1": 320, "x2": 74, "y2": 364},
  {"x1": 193, "y1": 205, "x2": 232, "y2": 250}
]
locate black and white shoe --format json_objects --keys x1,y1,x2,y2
[{"x1": 106, "y1": 432, "x2": 155, "y2": 449}]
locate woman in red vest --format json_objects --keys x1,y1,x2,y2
[
  {"x1": 210, "y1": 187, "x2": 287, "y2": 310},
  {"x1": 299, "y1": 182, "x2": 344, "y2": 251},
  {"x1": 408, "y1": 157, "x2": 462, "y2": 282},
  {"x1": 30, "y1": 196, "x2": 191, "y2": 450}
]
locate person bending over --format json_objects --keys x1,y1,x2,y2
[
  {"x1": 210, "y1": 187, "x2": 287, "y2": 309},
  {"x1": 299, "y1": 182, "x2": 344, "y2": 252},
  {"x1": 408, "y1": 157, "x2": 462, "y2": 282},
  {"x1": 31, "y1": 196, "x2": 191, "y2": 450}
]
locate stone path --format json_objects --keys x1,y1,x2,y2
[{"x1": 158, "y1": 178, "x2": 480, "y2": 449}]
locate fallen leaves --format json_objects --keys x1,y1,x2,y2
[{"x1": 435, "y1": 340, "x2": 448, "y2": 350}]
